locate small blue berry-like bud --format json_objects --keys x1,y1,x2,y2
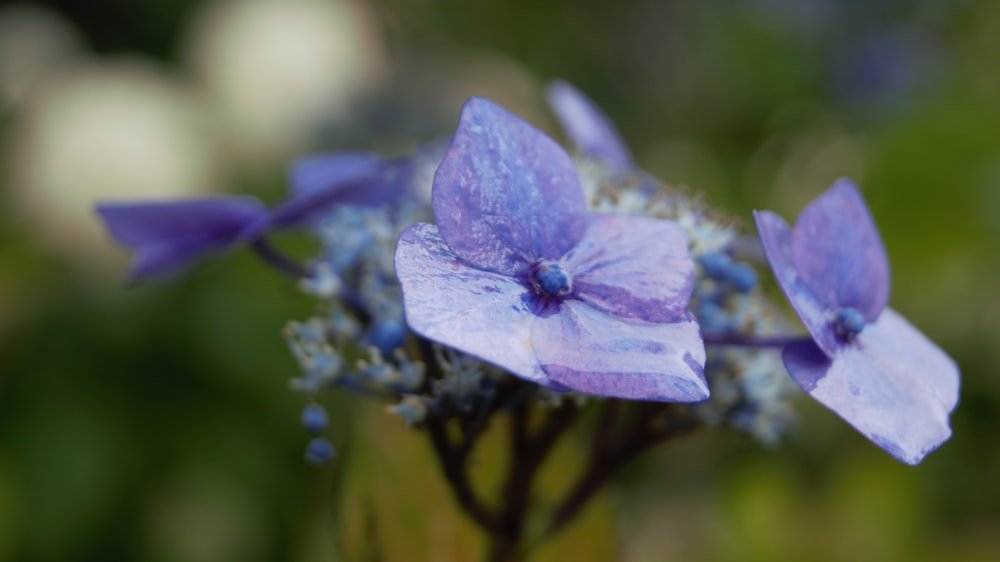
[
  {"x1": 834, "y1": 307, "x2": 866, "y2": 340},
  {"x1": 726, "y1": 262, "x2": 758, "y2": 292},
  {"x1": 532, "y1": 261, "x2": 572, "y2": 297},
  {"x1": 301, "y1": 404, "x2": 329, "y2": 434},
  {"x1": 698, "y1": 251, "x2": 732, "y2": 280},
  {"x1": 696, "y1": 301, "x2": 729, "y2": 334},
  {"x1": 366, "y1": 319, "x2": 406, "y2": 354},
  {"x1": 305, "y1": 437, "x2": 336, "y2": 465}
]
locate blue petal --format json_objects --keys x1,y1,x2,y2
[
  {"x1": 269, "y1": 152, "x2": 389, "y2": 229},
  {"x1": 394, "y1": 223, "x2": 554, "y2": 386},
  {"x1": 432, "y1": 97, "x2": 589, "y2": 276},
  {"x1": 565, "y1": 213, "x2": 695, "y2": 323},
  {"x1": 96, "y1": 197, "x2": 268, "y2": 281},
  {"x1": 532, "y1": 300, "x2": 708, "y2": 402},
  {"x1": 546, "y1": 80, "x2": 633, "y2": 170},
  {"x1": 783, "y1": 308, "x2": 959, "y2": 465},
  {"x1": 791, "y1": 179, "x2": 890, "y2": 321},
  {"x1": 754, "y1": 209, "x2": 841, "y2": 356}
]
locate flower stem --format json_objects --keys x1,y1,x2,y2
[
  {"x1": 542, "y1": 401, "x2": 697, "y2": 540},
  {"x1": 701, "y1": 332, "x2": 810, "y2": 349},
  {"x1": 250, "y1": 238, "x2": 308, "y2": 278}
]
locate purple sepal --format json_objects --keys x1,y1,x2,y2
[
  {"x1": 790, "y1": 179, "x2": 889, "y2": 322},
  {"x1": 545, "y1": 80, "x2": 633, "y2": 170},
  {"x1": 396, "y1": 97, "x2": 706, "y2": 402},
  {"x1": 269, "y1": 152, "x2": 389, "y2": 230},
  {"x1": 567, "y1": 213, "x2": 695, "y2": 323},
  {"x1": 534, "y1": 301, "x2": 708, "y2": 402},
  {"x1": 783, "y1": 308, "x2": 959, "y2": 465},
  {"x1": 96, "y1": 197, "x2": 268, "y2": 281},
  {"x1": 754, "y1": 209, "x2": 841, "y2": 356},
  {"x1": 395, "y1": 223, "x2": 554, "y2": 386},
  {"x1": 432, "y1": 97, "x2": 589, "y2": 276}
]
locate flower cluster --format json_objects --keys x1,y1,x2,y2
[{"x1": 97, "y1": 80, "x2": 959, "y2": 477}]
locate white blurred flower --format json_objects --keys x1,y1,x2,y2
[
  {"x1": 184, "y1": 0, "x2": 386, "y2": 163},
  {"x1": 0, "y1": 3, "x2": 82, "y2": 108},
  {"x1": 5, "y1": 60, "x2": 227, "y2": 266}
]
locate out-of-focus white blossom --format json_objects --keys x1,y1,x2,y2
[
  {"x1": 0, "y1": 3, "x2": 82, "y2": 108},
  {"x1": 184, "y1": 0, "x2": 386, "y2": 163},
  {"x1": 5, "y1": 60, "x2": 226, "y2": 266}
]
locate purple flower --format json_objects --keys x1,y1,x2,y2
[
  {"x1": 96, "y1": 197, "x2": 269, "y2": 281},
  {"x1": 754, "y1": 179, "x2": 960, "y2": 464},
  {"x1": 270, "y1": 151, "x2": 391, "y2": 229},
  {"x1": 394, "y1": 98, "x2": 707, "y2": 401},
  {"x1": 98, "y1": 145, "x2": 441, "y2": 281},
  {"x1": 546, "y1": 80, "x2": 633, "y2": 170}
]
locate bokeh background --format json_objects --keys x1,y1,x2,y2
[{"x1": 1, "y1": 0, "x2": 998, "y2": 560}]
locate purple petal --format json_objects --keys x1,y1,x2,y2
[
  {"x1": 791, "y1": 179, "x2": 890, "y2": 321},
  {"x1": 566, "y1": 213, "x2": 694, "y2": 323},
  {"x1": 755, "y1": 209, "x2": 841, "y2": 356},
  {"x1": 394, "y1": 223, "x2": 552, "y2": 386},
  {"x1": 270, "y1": 152, "x2": 388, "y2": 229},
  {"x1": 532, "y1": 300, "x2": 708, "y2": 402},
  {"x1": 783, "y1": 308, "x2": 959, "y2": 465},
  {"x1": 433, "y1": 97, "x2": 589, "y2": 276},
  {"x1": 96, "y1": 197, "x2": 268, "y2": 280},
  {"x1": 546, "y1": 80, "x2": 633, "y2": 170}
]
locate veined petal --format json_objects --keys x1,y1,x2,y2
[
  {"x1": 433, "y1": 97, "x2": 589, "y2": 276},
  {"x1": 791, "y1": 178, "x2": 890, "y2": 321},
  {"x1": 783, "y1": 308, "x2": 959, "y2": 465},
  {"x1": 755, "y1": 209, "x2": 841, "y2": 357},
  {"x1": 546, "y1": 80, "x2": 633, "y2": 170},
  {"x1": 566, "y1": 214, "x2": 694, "y2": 322},
  {"x1": 96, "y1": 197, "x2": 268, "y2": 281},
  {"x1": 394, "y1": 223, "x2": 551, "y2": 385},
  {"x1": 532, "y1": 300, "x2": 708, "y2": 402}
]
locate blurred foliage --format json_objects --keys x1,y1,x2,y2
[{"x1": 1, "y1": 0, "x2": 999, "y2": 560}]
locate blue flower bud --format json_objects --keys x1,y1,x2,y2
[
  {"x1": 726, "y1": 262, "x2": 758, "y2": 292},
  {"x1": 834, "y1": 307, "x2": 865, "y2": 340},
  {"x1": 698, "y1": 251, "x2": 732, "y2": 280},
  {"x1": 305, "y1": 437, "x2": 336, "y2": 465},
  {"x1": 696, "y1": 301, "x2": 729, "y2": 334},
  {"x1": 366, "y1": 319, "x2": 406, "y2": 354},
  {"x1": 532, "y1": 261, "x2": 572, "y2": 297},
  {"x1": 301, "y1": 403, "x2": 329, "y2": 434}
]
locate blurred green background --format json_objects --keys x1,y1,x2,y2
[{"x1": 1, "y1": 0, "x2": 998, "y2": 560}]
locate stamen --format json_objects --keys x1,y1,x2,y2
[
  {"x1": 532, "y1": 261, "x2": 572, "y2": 298},
  {"x1": 834, "y1": 307, "x2": 866, "y2": 340}
]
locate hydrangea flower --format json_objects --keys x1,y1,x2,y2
[
  {"x1": 96, "y1": 196, "x2": 269, "y2": 281},
  {"x1": 97, "y1": 146, "x2": 440, "y2": 281},
  {"x1": 754, "y1": 179, "x2": 960, "y2": 464},
  {"x1": 394, "y1": 97, "x2": 708, "y2": 402}
]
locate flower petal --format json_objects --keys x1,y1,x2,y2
[
  {"x1": 96, "y1": 197, "x2": 268, "y2": 280},
  {"x1": 532, "y1": 300, "x2": 708, "y2": 402},
  {"x1": 394, "y1": 223, "x2": 552, "y2": 385},
  {"x1": 545, "y1": 80, "x2": 633, "y2": 170},
  {"x1": 754, "y1": 209, "x2": 841, "y2": 356},
  {"x1": 783, "y1": 308, "x2": 959, "y2": 465},
  {"x1": 566, "y1": 213, "x2": 694, "y2": 323},
  {"x1": 791, "y1": 178, "x2": 890, "y2": 321},
  {"x1": 270, "y1": 152, "x2": 388, "y2": 229},
  {"x1": 433, "y1": 97, "x2": 589, "y2": 276}
]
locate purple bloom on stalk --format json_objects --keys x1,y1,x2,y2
[
  {"x1": 96, "y1": 197, "x2": 269, "y2": 281},
  {"x1": 394, "y1": 98, "x2": 707, "y2": 401},
  {"x1": 754, "y1": 179, "x2": 960, "y2": 464},
  {"x1": 546, "y1": 80, "x2": 634, "y2": 170},
  {"x1": 98, "y1": 145, "x2": 439, "y2": 281}
]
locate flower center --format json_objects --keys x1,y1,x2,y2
[
  {"x1": 531, "y1": 261, "x2": 572, "y2": 298},
  {"x1": 833, "y1": 307, "x2": 865, "y2": 340}
]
